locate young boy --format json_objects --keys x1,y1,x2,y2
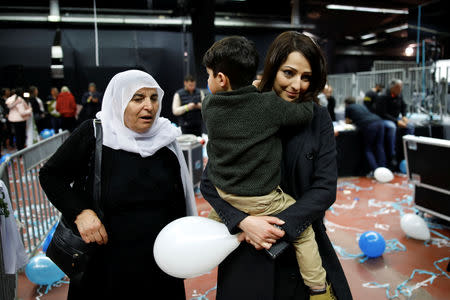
[{"x1": 201, "y1": 36, "x2": 332, "y2": 299}]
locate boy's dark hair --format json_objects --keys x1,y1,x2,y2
[
  {"x1": 203, "y1": 36, "x2": 259, "y2": 90},
  {"x1": 344, "y1": 97, "x2": 356, "y2": 105},
  {"x1": 184, "y1": 74, "x2": 196, "y2": 82}
]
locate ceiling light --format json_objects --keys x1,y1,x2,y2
[
  {"x1": 345, "y1": 36, "x2": 355, "y2": 40},
  {"x1": 361, "y1": 33, "x2": 376, "y2": 40},
  {"x1": 405, "y1": 46, "x2": 414, "y2": 56},
  {"x1": 326, "y1": 4, "x2": 408, "y2": 15},
  {"x1": 48, "y1": 15, "x2": 61, "y2": 22},
  {"x1": 385, "y1": 24, "x2": 408, "y2": 33},
  {"x1": 51, "y1": 46, "x2": 63, "y2": 59},
  {"x1": 361, "y1": 39, "x2": 384, "y2": 46}
]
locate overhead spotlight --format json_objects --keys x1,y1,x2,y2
[
  {"x1": 345, "y1": 36, "x2": 355, "y2": 40},
  {"x1": 361, "y1": 39, "x2": 384, "y2": 46},
  {"x1": 326, "y1": 4, "x2": 408, "y2": 15},
  {"x1": 405, "y1": 46, "x2": 414, "y2": 56},
  {"x1": 48, "y1": 15, "x2": 61, "y2": 22},
  {"x1": 361, "y1": 33, "x2": 376, "y2": 40},
  {"x1": 385, "y1": 24, "x2": 408, "y2": 33}
]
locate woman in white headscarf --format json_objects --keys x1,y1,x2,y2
[{"x1": 40, "y1": 70, "x2": 196, "y2": 299}]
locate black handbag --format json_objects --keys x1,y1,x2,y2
[{"x1": 46, "y1": 119, "x2": 103, "y2": 278}]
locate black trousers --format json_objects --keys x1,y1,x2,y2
[
  {"x1": 181, "y1": 125, "x2": 202, "y2": 136},
  {"x1": 61, "y1": 117, "x2": 76, "y2": 132},
  {"x1": 11, "y1": 121, "x2": 26, "y2": 150}
]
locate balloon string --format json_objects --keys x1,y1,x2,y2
[
  {"x1": 337, "y1": 181, "x2": 373, "y2": 192},
  {"x1": 429, "y1": 229, "x2": 449, "y2": 241},
  {"x1": 362, "y1": 257, "x2": 449, "y2": 299},
  {"x1": 190, "y1": 285, "x2": 217, "y2": 300},
  {"x1": 333, "y1": 238, "x2": 406, "y2": 263},
  {"x1": 34, "y1": 279, "x2": 70, "y2": 300}
]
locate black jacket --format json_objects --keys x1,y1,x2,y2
[
  {"x1": 200, "y1": 104, "x2": 352, "y2": 300},
  {"x1": 375, "y1": 90, "x2": 407, "y2": 123}
]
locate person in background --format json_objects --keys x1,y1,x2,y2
[
  {"x1": 1, "y1": 88, "x2": 12, "y2": 149},
  {"x1": 28, "y1": 86, "x2": 47, "y2": 132},
  {"x1": 5, "y1": 88, "x2": 32, "y2": 150},
  {"x1": 79, "y1": 82, "x2": 103, "y2": 123},
  {"x1": 47, "y1": 87, "x2": 61, "y2": 131},
  {"x1": 324, "y1": 84, "x2": 336, "y2": 121},
  {"x1": 363, "y1": 83, "x2": 383, "y2": 113},
  {"x1": 375, "y1": 79, "x2": 414, "y2": 169},
  {"x1": 172, "y1": 75, "x2": 204, "y2": 136},
  {"x1": 56, "y1": 86, "x2": 77, "y2": 132},
  {"x1": 345, "y1": 97, "x2": 386, "y2": 174}
]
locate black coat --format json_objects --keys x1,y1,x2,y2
[{"x1": 200, "y1": 104, "x2": 352, "y2": 300}]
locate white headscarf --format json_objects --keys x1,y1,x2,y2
[{"x1": 96, "y1": 70, "x2": 197, "y2": 216}]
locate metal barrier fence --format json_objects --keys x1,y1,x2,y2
[
  {"x1": 328, "y1": 64, "x2": 449, "y2": 116},
  {"x1": 327, "y1": 73, "x2": 355, "y2": 108},
  {"x1": 0, "y1": 131, "x2": 69, "y2": 300},
  {"x1": 356, "y1": 69, "x2": 406, "y2": 101}
]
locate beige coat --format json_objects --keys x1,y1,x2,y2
[{"x1": 6, "y1": 95, "x2": 32, "y2": 122}]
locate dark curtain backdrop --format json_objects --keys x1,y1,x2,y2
[
  {"x1": 0, "y1": 27, "x2": 194, "y2": 122},
  {"x1": 60, "y1": 28, "x2": 193, "y2": 121},
  {"x1": 1, "y1": 25, "x2": 393, "y2": 122},
  {"x1": 0, "y1": 28, "x2": 54, "y2": 101}
]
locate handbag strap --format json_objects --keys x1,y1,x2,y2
[{"x1": 93, "y1": 119, "x2": 103, "y2": 221}]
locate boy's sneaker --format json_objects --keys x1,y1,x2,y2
[{"x1": 310, "y1": 283, "x2": 336, "y2": 300}]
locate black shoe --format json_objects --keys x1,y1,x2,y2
[{"x1": 388, "y1": 158, "x2": 398, "y2": 171}]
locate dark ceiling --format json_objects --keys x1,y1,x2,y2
[{"x1": 0, "y1": 0, "x2": 448, "y2": 59}]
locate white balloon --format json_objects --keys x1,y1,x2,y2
[
  {"x1": 374, "y1": 167, "x2": 394, "y2": 183},
  {"x1": 153, "y1": 216, "x2": 240, "y2": 278},
  {"x1": 400, "y1": 213, "x2": 430, "y2": 240}
]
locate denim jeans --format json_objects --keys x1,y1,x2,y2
[
  {"x1": 362, "y1": 120, "x2": 386, "y2": 170},
  {"x1": 383, "y1": 119, "x2": 415, "y2": 160}
]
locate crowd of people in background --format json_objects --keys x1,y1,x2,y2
[{"x1": 0, "y1": 83, "x2": 103, "y2": 155}]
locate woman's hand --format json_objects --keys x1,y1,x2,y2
[
  {"x1": 238, "y1": 216, "x2": 285, "y2": 250},
  {"x1": 74, "y1": 209, "x2": 108, "y2": 245}
]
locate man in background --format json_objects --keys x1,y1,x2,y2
[
  {"x1": 46, "y1": 87, "x2": 61, "y2": 131},
  {"x1": 376, "y1": 79, "x2": 414, "y2": 169},
  {"x1": 79, "y1": 82, "x2": 102, "y2": 123},
  {"x1": 364, "y1": 83, "x2": 383, "y2": 113},
  {"x1": 345, "y1": 97, "x2": 386, "y2": 174},
  {"x1": 172, "y1": 75, "x2": 204, "y2": 136},
  {"x1": 324, "y1": 84, "x2": 336, "y2": 121}
]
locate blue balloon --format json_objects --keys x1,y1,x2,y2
[
  {"x1": 399, "y1": 160, "x2": 407, "y2": 174},
  {"x1": 358, "y1": 231, "x2": 386, "y2": 258},
  {"x1": 25, "y1": 254, "x2": 65, "y2": 285},
  {"x1": 42, "y1": 221, "x2": 58, "y2": 253},
  {"x1": 40, "y1": 129, "x2": 52, "y2": 139},
  {"x1": 1, "y1": 154, "x2": 11, "y2": 163}
]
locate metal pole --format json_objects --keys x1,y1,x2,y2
[
  {"x1": 422, "y1": 40, "x2": 426, "y2": 105},
  {"x1": 49, "y1": 0, "x2": 60, "y2": 18},
  {"x1": 291, "y1": 0, "x2": 300, "y2": 25},
  {"x1": 416, "y1": 5, "x2": 421, "y2": 66},
  {"x1": 94, "y1": 0, "x2": 99, "y2": 67}
]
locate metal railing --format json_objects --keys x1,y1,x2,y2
[
  {"x1": 0, "y1": 130, "x2": 69, "y2": 300},
  {"x1": 328, "y1": 64, "x2": 449, "y2": 117}
]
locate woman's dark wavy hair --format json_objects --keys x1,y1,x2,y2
[{"x1": 259, "y1": 31, "x2": 327, "y2": 103}]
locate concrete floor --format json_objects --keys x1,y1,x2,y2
[{"x1": 16, "y1": 174, "x2": 449, "y2": 300}]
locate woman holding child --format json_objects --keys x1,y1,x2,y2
[{"x1": 201, "y1": 31, "x2": 352, "y2": 299}]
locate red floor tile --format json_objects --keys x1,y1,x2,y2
[{"x1": 17, "y1": 174, "x2": 449, "y2": 300}]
